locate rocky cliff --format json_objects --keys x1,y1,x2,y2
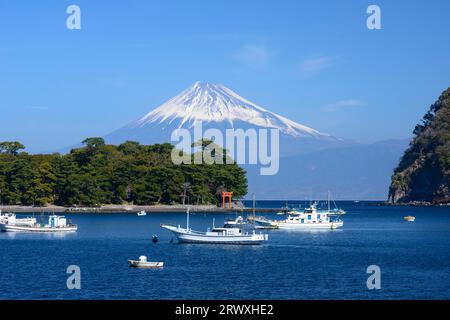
[{"x1": 389, "y1": 87, "x2": 450, "y2": 204}]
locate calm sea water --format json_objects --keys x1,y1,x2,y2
[{"x1": 1, "y1": 201, "x2": 449, "y2": 300}]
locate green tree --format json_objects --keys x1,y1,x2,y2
[
  {"x1": 0, "y1": 138, "x2": 248, "y2": 206},
  {"x1": 0, "y1": 141, "x2": 25, "y2": 155},
  {"x1": 389, "y1": 87, "x2": 450, "y2": 203}
]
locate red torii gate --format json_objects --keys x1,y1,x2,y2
[{"x1": 221, "y1": 191, "x2": 233, "y2": 208}]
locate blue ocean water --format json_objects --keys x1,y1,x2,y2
[{"x1": 0, "y1": 201, "x2": 449, "y2": 300}]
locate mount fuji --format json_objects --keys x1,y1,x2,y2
[
  {"x1": 104, "y1": 82, "x2": 408, "y2": 200},
  {"x1": 105, "y1": 82, "x2": 345, "y2": 156}
]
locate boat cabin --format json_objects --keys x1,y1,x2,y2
[
  {"x1": 285, "y1": 212, "x2": 331, "y2": 224},
  {"x1": 48, "y1": 215, "x2": 68, "y2": 228},
  {"x1": 0, "y1": 212, "x2": 16, "y2": 224},
  {"x1": 209, "y1": 227, "x2": 242, "y2": 236}
]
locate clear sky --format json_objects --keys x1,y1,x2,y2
[{"x1": 0, "y1": 0, "x2": 449, "y2": 153}]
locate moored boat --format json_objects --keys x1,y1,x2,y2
[
  {"x1": 275, "y1": 201, "x2": 344, "y2": 230},
  {"x1": 128, "y1": 256, "x2": 163, "y2": 268},
  {"x1": 0, "y1": 211, "x2": 36, "y2": 226},
  {"x1": 247, "y1": 215, "x2": 279, "y2": 229},
  {"x1": 160, "y1": 209, "x2": 268, "y2": 245},
  {"x1": 276, "y1": 213, "x2": 343, "y2": 230},
  {"x1": 223, "y1": 215, "x2": 246, "y2": 228},
  {"x1": 0, "y1": 215, "x2": 77, "y2": 233},
  {"x1": 161, "y1": 224, "x2": 268, "y2": 244},
  {"x1": 288, "y1": 192, "x2": 346, "y2": 216}
]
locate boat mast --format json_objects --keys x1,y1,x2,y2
[
  {"x1": 186, "y1": 208, "x2": 190, "y2": 230},
  {"x1": 252, "y1": 193, "x2": 256, "y2": 221},
  {"x1": 249, "y1": 193, "x2": 256, "y2": 229},
  {"x1": 328, "y1": 191, "x2": 330, "y2": 212}
]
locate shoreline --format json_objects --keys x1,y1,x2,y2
[
  {"x1": 0, "y1": 204, "x2": 283, "y2": 214},
  {"x1": 1, "y1": 201, "x2": 448, "y2": 214}
]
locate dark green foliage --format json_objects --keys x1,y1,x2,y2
[
  {"x1": 0, "y1": 140, "x2": 247, "y2": 206},
  {"x1": 389, "y1": 87, "x2": 450, "y2": 204},
  {"x1": 0, "y1": 141, "x2": 25, "y2": 155}
]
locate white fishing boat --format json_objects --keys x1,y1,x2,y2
[
  {"x1": 0, "y1": 211, "x2": 36, "y2": 226},
  {"x1": 276, "y1": 201, "x2": 344, "y2": 230},
  {"x1": 128, "y1": 256, "x2": 163, "y2": 268},
  {"x1": 0, "y1": 215, "x2": 77, "y2": 233},
  {"x1": 137, "y1": 210, "x2": 147, "y2": 216},
  {"x1": 276, "y1": 214, "x2": 343, "y2": 230},
  {"x1": 161, "y1": 210, "x2": 268, "y2": 245}
]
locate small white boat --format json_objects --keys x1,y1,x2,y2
[
  {"x1": 137, "y1": 211, "x2": 147, "y2": 216},
  {"x1": 128, "y1": 256, "x2": 163, "y2": 269},
  {"x1": 0, "y1": 211, "x2": 36, "y2": 226},
  {"x1": 0, "y1": 215, "x2": 77, "y2": 233},
  {"x1": 161, "y1": 210, "x2": 268, "y2": 245},
  {"x1": 404, "y1": 216, "x2": 415, "y2": 222},
  {"x1": 223, "y1": 215, "x2": 246, "y2": 228},
  {"x1": 247, "y1": 215, "x2": 279, "y2": 229},
  {"x1": 276, "y1": 202, "x2": 344, "y2": 230}
]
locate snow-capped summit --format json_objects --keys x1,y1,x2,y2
[
  {"x1": 105, "y1": 82, "x2": 343, "y2": 155},
  {"x1": 131, "y1": 81, "x2": 329, "y2": 138}
]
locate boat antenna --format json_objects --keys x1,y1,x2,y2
[{"x1": 329, "y1": 191, "x2": 338, "y2": 210}]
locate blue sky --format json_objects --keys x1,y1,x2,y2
[{"x1": 0, "y1": 0, "x2": 449, "y2": 153}]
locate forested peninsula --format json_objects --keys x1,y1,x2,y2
[
  {"x1": 389, "y1": 87, "x2": 450, "y2": 204},
  {"x1": 0, "y1": 138, "x2": 247, "y2": 207}
]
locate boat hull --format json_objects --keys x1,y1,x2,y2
[
  {"x1": 277, "y1": 221, "x2": 344, "y2": 230},
  {"x1": 128, "y1": 260, "x2": 163, "y2": 268},
  {"x1": 0, "y1": 223, "x2": 78, "y2": 233},
  {"x1": 161, "y1": 225, "x2": 268, "y2": 245}
]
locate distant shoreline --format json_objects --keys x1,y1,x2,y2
[
  {"x1": 381, "y1": 201, "x2": 450, "y2": 207},
  {"x1": 0, "y1": 204, "x2": 279, "y2": 214},
  {"x1": 1, "y1": 201, "x2": 448, "y2": 214}
]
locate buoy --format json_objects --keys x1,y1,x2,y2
[{"x1": 152, "y1": 235, "x2": 158, "y2": 243}]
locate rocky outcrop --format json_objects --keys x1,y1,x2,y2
[{"x1": 389, "y1": 87, "x2": 450, "y2": 204}]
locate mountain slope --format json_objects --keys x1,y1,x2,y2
[
  {"x1": 137, "y1": 81, "x2": 327, "y2": 136},
  {"x1": 389, "y1": 87, "x2": 450, "y2": 204},
  {"x1": 105, "y1": 82, "x2": 345, "y2": 156},
  {"x1": 102, "y1": 81, "x2": 406, "y2": 200}
]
